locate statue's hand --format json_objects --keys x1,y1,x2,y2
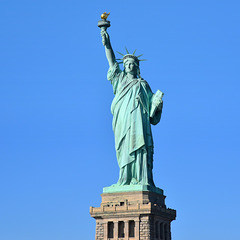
[{"x1": 101, "y1": 29, "x2": 110, "y2": 47}]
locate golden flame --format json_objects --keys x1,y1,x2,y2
[{"x1": 101, "y1": 12, "x2": 110, "y2": 20}]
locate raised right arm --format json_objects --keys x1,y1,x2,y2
[{"x1": 101, "y1": 29, "x2": 116, "y2": 68}]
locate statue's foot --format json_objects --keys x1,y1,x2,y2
[{"x1": 130, "y1": 178, "x2": 139, "y2": 185}]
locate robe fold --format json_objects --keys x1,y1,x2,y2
[{"x1": 107, "y1": 62, "x2": 163, "y2": 186}]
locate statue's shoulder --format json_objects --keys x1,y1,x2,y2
[
  {"x1": 108, "y1": 62, "x2": 123, "y2": 80},
  {"x1": 139, "y1": 77, "x2": 148, "y2": 84}
]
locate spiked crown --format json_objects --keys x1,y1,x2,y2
[{"x1": 116, "y1": 48, "x2": 146, "y2": 65}]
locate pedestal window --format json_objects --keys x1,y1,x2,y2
[
  {"x1": 107, "y1": 221, "x2": 114, "y2": 238},
  {"x1": 164, "y1": 223, "x2": 168, "y2": 240},
  {"x1": 129, "y1": 220, "x2": 135, "y2": 238},
  {"x1": 118, "y1": 221, "x2": 124, "y2": 238},
  {"x1": 160, "y1": 222, "x2": 164, "y2": 239},
  {"x1": 155, "y1": 221, "x2": 159, "y2": 239}
]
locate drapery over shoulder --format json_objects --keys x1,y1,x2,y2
[{"x1": 107, "y1": 62, "x2": 123, "y2": 95}]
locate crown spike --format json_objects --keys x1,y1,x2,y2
[
  {"x1": 136, "y1": 54, "x2": 144, "y2": 58},
  {"x1": 139, "y1": 59, "x2": 147, "y2": 61},
  {"x1": 117, "y1": 51, "x2": 124, "y2": 56},
  {"x1": 125, "y1": 47, "x2": 129, "y2": 54},
  {"x1": 133, "y1": 49, "x2": 137, "y2": 55}
]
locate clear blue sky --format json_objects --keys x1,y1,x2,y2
[{"x1": 0, "y1": 1, "x2": 239, "y2": 240}]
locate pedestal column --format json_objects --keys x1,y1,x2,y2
[
  {"x1": 125, "y1": 220, "x2": 129, "y2": 239},
  {"x1": 114, "y1": 221, "x2": 118, "y2": 239}
]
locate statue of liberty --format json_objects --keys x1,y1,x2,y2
[{"x1": 99, "y1": 15, "x2": 164, "y2": 191}]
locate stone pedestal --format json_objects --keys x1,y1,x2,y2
[{"x1": 90, "y1": 191, "x2": 176, "y2": 240}]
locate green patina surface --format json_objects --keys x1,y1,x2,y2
[
  {"x1": 99, "y1": 17, "x2": 164, "y2": 194},
  {"x1": 103, "y1": 184, "x2": 164, "y2": 195}
]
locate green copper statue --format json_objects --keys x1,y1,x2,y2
[{"x1": 99, "y1": 14, "x2": 164, "y2": 192}]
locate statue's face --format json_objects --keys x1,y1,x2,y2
[{"x1": 124, "y1": 58, "x2": 138, "y2": 74}]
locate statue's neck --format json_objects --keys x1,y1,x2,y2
[{"x1": 126, "y1": 72, "x2": 137, "y2": 79}]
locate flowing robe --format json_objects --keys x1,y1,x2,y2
[{"x1": 107, "y1": 63, "x2": 163, "y2": 186}]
